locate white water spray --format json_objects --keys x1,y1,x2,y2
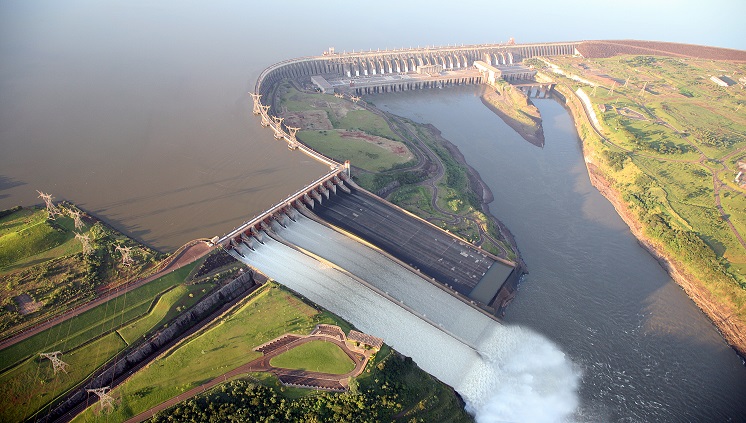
[{"x1": 462, "y1": 325, "x2": 580, "y2": 423}]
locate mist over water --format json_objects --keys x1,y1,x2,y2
[{"x1": 232, "y1": 216, "x2": 580, "y2": 422}]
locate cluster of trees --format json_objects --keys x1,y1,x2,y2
[
  {"x1": 625, "y1": 56, "x2": 659, "y2": 68},
  {"x1": 693, "y1": 129, "x2": 740, "y2": 148},
  {"x1": 603, "y1": 150, "x2": 628, "y2": 171}
]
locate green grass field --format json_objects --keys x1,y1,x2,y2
[
  {"x1": 0, "y1": 263, "x2": 203, "y2": 422},
  {"x1": 0, "y1": 208, "x2": 78, "y2": 271},
  {"x1": 269, "y1": 340, "x2": 355, "y2": 374},
  {"x1": 335, "y1": 109, "x2": 401, "y2": 141},
  {"x1": 71, "y1": 283, "x2": 350, "y2": 423},
  {"x1": 0, "y1": 332, "x2": 126, "y2": 422},
  {"x1": 298, "y1": 129, "x2": 410, "y2": 172}
]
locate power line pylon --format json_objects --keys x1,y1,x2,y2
[
  {"x1": 75, "y1": 233, "x2": 93, "y2": 255},
  {"x1": 115, "y1": 245, "x2": 134, "y2": 266},
  {"x1": 350, "y1": 95, "x2": 361, "y2": 104},
  {"x1": 590, "y1": 85, "x2": 598, "y2": 96},
  {"x1": 40, "y1": 351, "x2": 69, "y2": 375},
  {"x1": 271, "y1": 116, "x2": 285, "y2": 139},
  {"x1": 260, "y1": 105, "x2": 271, "y2": 127},
  {"x1": 37, "y1": 190, "x2": 61, "y2": 220},
  {"x1": 608, "y1": 81, "x2": 616, "y2": 96},
  {"x1": 68, "y1": 209, "x2": 85, "y2": 231},
  {"x1": 86, "y1": 387, "x2": 114, "y2": 411},
  {"x1": 638, "y1": 82, "x2": 648, "y2": 98},
  {"x1": 250, "y1": 93, "x2": 262, "y2": 115},
  {"x1": 286, "y1": 126, "x2": 300, "y2": 150}
]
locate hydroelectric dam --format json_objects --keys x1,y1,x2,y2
[{"x1": 215, "y1": 40, "x2": 582, "y2": 413}]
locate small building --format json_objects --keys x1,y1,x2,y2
[
  {"x1": 416, "y1": 64, "x2": 444, "y2": 75},
  {"x1": 348, "y1": 330, "x2": 383, "y2": 350},
  {"x1": 710, "y1": 75, "x2": 732, "y2": 87},
  {"x1": 311, "y1": 75, "x2": 334, "y2": 93}
]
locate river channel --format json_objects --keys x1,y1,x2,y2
[{"x1": 374, "y1": 86, "x2": 746, "y2": 421}]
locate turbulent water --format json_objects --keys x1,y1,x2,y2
[{"x1": 231, "y1": 214, "x2": 580, "y2": 422}]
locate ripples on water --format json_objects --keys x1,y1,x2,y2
[{"x1": 232, "y1": 215, "x2": 580, "y2": 422}]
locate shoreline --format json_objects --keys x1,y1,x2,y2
[
  {"x1": 554, "y1": 90, "x2": 746, "y2": 360},
  {"x1": 478, "y1": 86, "x2": 545, "y2": 148}
]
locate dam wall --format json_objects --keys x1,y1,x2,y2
[{"x1": 255, "y1": 41, "x2": 580, "y2": 104}]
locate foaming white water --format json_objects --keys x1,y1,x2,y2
[
  {"x1": 463, "y1": 325, "x2": 580, "y2": 422},
  {"x1": 235, "y1": 229, "x2": 579, "y2": 422}
]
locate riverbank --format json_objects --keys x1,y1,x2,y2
[
  {"x1": 554, "y1": 83, "x2": 746, "y2": 359},
  {"x1": 479, "y1": 84, "x2": 545, "y2": 147}
]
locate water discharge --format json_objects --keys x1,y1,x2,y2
[{"x1": 233, "y1": 215, "x2": 580, "y2": 422}]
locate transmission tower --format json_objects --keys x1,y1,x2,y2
[
  {"x1": 86, "y1": 387, "x2": 114, "y2": 411},
  {"x1": 623, "y1": 77, "x2": 629, "y2": 88},
  {"x1": 638, "y1": 82, "x2": 648, "y2": 97},
  {"x1": 37, "y1": 190, "x2": 61, "y2": 219},
  {"x1": 40, "y1": 351, "x2": 69, "y2": 375},
  {"x1": 608, "y1": 81, "x2": 616, "y2": 96},
  {"x1": 115, "y1": 245, "x2": 134, "y2": 266},
  {"x1": 250, "y1": 93, "x2": 262, "y2": 115},
  {"x1": 260, "y1": 105, "x2": 271, "y2": 127},
  {"x1": 271, "y1": 116, "x2": 285, "y2": 139},
  {"x1": 286, "y1": 126, "x2": 300, "y2": 150},
  {"x1": 68, "y1": 209, "x2": 85, "y2": 231},
  {"x1": 590, "y1": 85, "x2": 598, "y2": 96},
  {"x1": 334, "y1": 93, "x2": 344, "y2": 98},
  {"x1": 350, "y1": 95, "x2": 361, "y2": 103},
  {"x1": 75, "y1": 233, "x2": 93, "y2": 255}
]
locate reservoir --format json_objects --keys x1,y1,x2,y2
[
  {"x1": 2, "y1": 1, "x2": 746, "y2": 421},
  {"x1": 374, "y1": 86, "x2": 746, "y2": 421}
]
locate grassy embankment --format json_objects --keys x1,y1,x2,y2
[
  {"x1": 0, "y1": 262, "x2": 210, "y2": 423},
  {"x1": 542, "y1": 55, "x2": 746, "y2": 353},
  {"x1": 0, "y1": 206, "x2": 161, "y2": 338},
  {"x1": 269, "y1": 340, "x2": 356, "y2": 374},
  {"x1": 276, "y1": 83, "x2": 414, "y2": 172},
  {"x1": 71, "y1": 281, "x2": 469, "y2": 422},
  {"x1": 278, "y1": 85, "x2": 515, "y2": 259}
]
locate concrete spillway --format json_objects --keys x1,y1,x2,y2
[
  {"x1": 269, "y1": 212, "x2": 499, "y2": 345},
  {"x1": 230, "y1": 221, "x2": 579, "y2": 421}
]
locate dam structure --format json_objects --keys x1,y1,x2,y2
[
  {"x1": 255, "y1": 41, "x2": 579, "y2": 100},
  {"x1": 219, "y1": 42, "x2": 584, "y2": 337}
]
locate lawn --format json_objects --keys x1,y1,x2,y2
[
  {"x1": 298, "y1": 129, "x2": 410, "y2": 172},
  {"x1": 335, "y1": 110, "x2": 401, "y2": 141},
  {"x1": 0, "y1": 208, "x2": 77, "y2": 271},
  {"x1": 269, "y1": 340, "x2": 355, "y2": 374},
  {"x1": 0, "y1": 332, "x2": 126, "y2": 422},
  {"x1": 71, "y1": 283, "x2": 349, "y2": 423}
]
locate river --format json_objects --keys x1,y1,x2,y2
[
  {"x1": 374, "y1": 86, "x2": 746, "y2": 421},
  {"x1": 3, "y1": 1, "x2": 746, "y2": 421}
]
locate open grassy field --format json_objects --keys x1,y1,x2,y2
[
  {"x1": 0, "y1": 263, "x2": 206, "y2": 422},
  {"x1": 269, "y1": 340, "x2": 355, "y2": 374},
  {"x1": 298, "y1": 129, "x2": 411, "y2": 172},
  {"x1": 0, "y1": 208, "x2": 74, "y2": 269},
  {"x1": 71, "y1": 282, "x2": 352, "y2": 423}
]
